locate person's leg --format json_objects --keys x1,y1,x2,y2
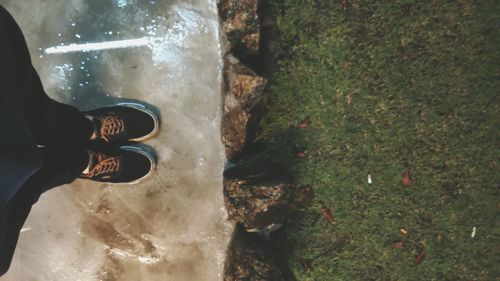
[
  {"x1": 0, "y1": 144, "x2": 88, "y2": 275},
  {"x1": 24, "y1": 70, "x2": 95, "y2": 146},
  {"x1": 0, "y1": 6, "x2": 94, "y2": 146},
  {"x1": 0, "y1": 184, "x2": 38, "y2": 275},
  {"x1": 33, "y1": 146, "x2": 90, "y2": 194}
]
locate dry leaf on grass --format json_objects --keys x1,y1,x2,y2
[
  {"x1": 402, "y1": 168, "x2": 412, "y2": 187},
  {"x1": 296, "y1": 117, "x2": 311, "y2": 128},
  {"x1": 321, "y1": 207, "x2": 336, "y2": 224},
  {"x1": 392, "y1": 241, "x2": 404, "y2": 249},
  {"x1": 414, "y1": 249, "x2": 425, "y2": 266},
  {"x1": 295, "y1": 151, "x2": 307, "y2": 158}
]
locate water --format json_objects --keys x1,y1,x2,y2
[{"x1": 0, "y1": 0, "x2": 232, "y2": 280}]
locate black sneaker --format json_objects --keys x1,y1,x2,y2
[
  {"x1": 79, "y1": 146, "x2": 156, "y2": 184},
  {"x1": 85, "y1": 102, "x2": 160, "y2": 143}
]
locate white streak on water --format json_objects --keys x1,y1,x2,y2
[{"x1": 44, "y1": 37, "x2": 149, "y2": 54}]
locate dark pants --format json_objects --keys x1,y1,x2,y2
[{"x1": 0, "y1": 6, "x2": 93, "y2": 274}]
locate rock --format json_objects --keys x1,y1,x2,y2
[
  {"x1": 222, "y1": 55, "x2": 267, "y2": 160},
  {"x1": 219, "y1": 0, "x2": 261, "y2": 59},
  {"x1": 224, "y1": 225, "x2": 297, "y2": 281},
  {"x1": 222, "y1": 108, "x2": 249, "y2": 160},
  {"x1": 224, "y1": 55, "x2": 267, "y2": 113},
  {"x1": 224, "y1": 179, "x2": 293, "y2": 232},
  {"x1": 224, "y1": 163, "x2": 293, "y2": 232}
]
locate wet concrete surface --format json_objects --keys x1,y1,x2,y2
[{"x1": 0, "y1": 0, "x2": 232, "y2": 280}]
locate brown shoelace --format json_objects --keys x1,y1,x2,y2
[
  {"x1": 96, "y1": 113, "x2": 125, "y2": 142},
  {"x1": 81, "y1": 151, "x2": 121, "y2": 179}
]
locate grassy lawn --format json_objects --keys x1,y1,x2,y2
[{"x1": 257, "y1": 1, "x2": 499, "y2": 280}]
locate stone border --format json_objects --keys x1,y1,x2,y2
[
  {"x1": 219, "y1": 0, "x2": 267, "y2": 161},
  {"x1": 218, "y1": 1, "x2": 297, "y2": 280}
]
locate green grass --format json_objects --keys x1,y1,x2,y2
[{"x1": 258, "y1": 1, "x2": 500, "y2": 280}]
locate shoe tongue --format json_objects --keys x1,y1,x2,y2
[
  {"x1": 87, "y1": 152, "x2": 99, "y2": 171},
  {"x1": 91, "y1": 116, "x2": 103, "y2": 139},
  {"x1": 81, "y1": 152, "x2": 97, "y2": 176}
]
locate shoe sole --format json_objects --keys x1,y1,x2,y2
[
  {"x1": 116, "y1": 102, "x2": 161, "y2": 142},
  {"x1": 111, "y1": 145, "x2": 157, "y2": 185}
]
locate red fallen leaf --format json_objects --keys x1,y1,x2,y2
[
  {"x1": 341, "y1": 0, "x2": 348, "y2": 10},
  {"x1": 402, "y1": 168, "x2": 412, "y2": 187},
  {"x1": 295, "y1": 151, "x2": 307, "y2": 158},
  {"x1": 392, "y1": 241, "x2": 403, "y2": 249},
  {"x1": 297, "y1": 117, "x2": 311, "y2": 129},
  {"x1": 414, "y1": 249, "x2": 425, "y2": 266},
  {"x1": 321, "y1": 207, "x2": 336, "y2": 224}
]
